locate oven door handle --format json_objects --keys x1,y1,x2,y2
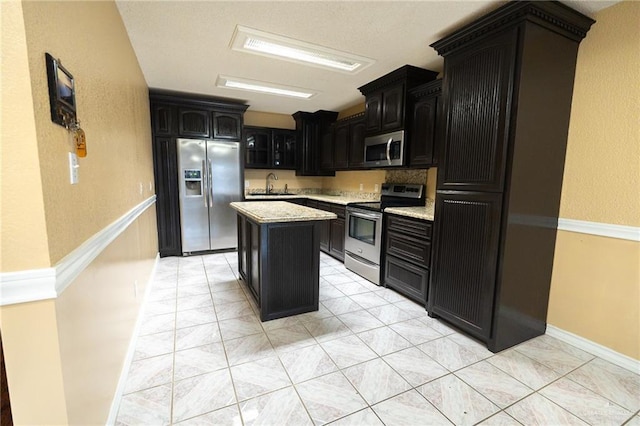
[{"x1": 349, "y1": 211, "x2": 381, "y2": 220}]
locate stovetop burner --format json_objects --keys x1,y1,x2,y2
[{"x1": 348, "y1": 183, "x2": 425, "y2": 212}]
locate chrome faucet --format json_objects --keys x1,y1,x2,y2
[{"x1": 266, "y1": 172, "x2": 278, "y2": 194}]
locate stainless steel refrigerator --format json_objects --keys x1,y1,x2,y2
[{"x1": 177, "y1": 138, "x2": 241, "y2": 254}]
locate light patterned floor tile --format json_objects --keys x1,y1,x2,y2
[
  {"x1": 514, "y1": 337, "x2": 589, "y2": 375},
  {"x1": 148, "y1": 287, "x2": 177, "y2": 302},
  {"x1": 211, "y1": 288, "x2": 248, "y2": 305},
  {"x1": 320, "y1": 335, "x2": 379, "y2": 369},
  {"x1": 218, "y1": 315, "x2": 263, "y2": 341},
  {"x1": 116, "y1": 384, "x2": 172, "y2": 426},
  {"x1": 376, "y1": 289, "x2": 408, "y2": 304},
  {"x1": 329, "y1": 408, "x2": 384, "y2": 425},
  {"x1": 332, "y1": 281, "x2": 371, "y2": 296},
  {"x1": 419, "y1": 374, "x2": 499, "y2": 425},
  {"x1": 487, "y1": 349, "x2": 562, "y2": 390},
  {"x1": 323, "y1": 273, "x2": 355, "y2": 286},
  {"x1": 123, "y1": 353, "x2": 173, "y2": 394},
  {"x1": 265, "y1": 323, "x2": 316, "y2": 354},
  {"x1": 260, "y1": 315, "x2": 301, "y2": 332},
  {"x1": 343, "y1": 358, "x2": 411, "y2": 404},
  {"x1": 626, "y1": 414, "x2": 640, "y2": 426},
  {"x1": 296, "y1": 371, "x2": 367, "y2": 424},
  {"x1": 174, "y1": 342, "x2": 228, "y2": 381},
  {"x1": 145, "y1": 299, "x2": 177, "y2": 317},
  {"x1": 174, "y1": 405, "x2": 242, "y2": 426},
  {"x1": 419, "y1": 337, "x2": 494, "y2": 372},
  {"x1": 337, "y1": 310, "x2": 385, "y2": 334},
  {"x1": 506, "y1": 393, "x2": 588, "y2": 425},
  {"x1": 175, "y1": 306, "x2": 217, "y2": 329},
  {"x1": 208, "y1": 278, "x2": 241, "y2": 294},
  {"x1": 224, "y1": 332, "x2": 275, "y2": 366},
  {"x1": 297, "y1": 303, "x2": 334, "y2": 323},
  {"x1": 176, "y1": 322, "x2": 221, "y2": 351},
  {"x1": 319, "y1": 285, "x2": 347, "y2": 302},
  {"x1": 133, "y1": 330, "x2": 174, "y2": 360},
  {"x1": 383, "y1": 347, "x2": 448, "y2": 387},
  {"x1": 215, "y1": 299, "x2": 254, "y2": 321},
  {"x1": 565, "y1": 357, "x2": 640, "y2": 412},
  {"x1": 348, "y1": 292, "x2": 388, "y2": 309},
  {"x1": 455, "y1": 360, "x2": 532, "y2": 408},
  {"x1": 303, "y1": 316, "x2": 352, "y2": 343},
  {"x1": 139, "y1": 312, "x2": 176, "y2": 336},
  {"x1": 447, "y1": 332, "x2": 494, "y2": 360},
  {"x1": 357, "y1": 326, "x2": 411, "y2": 356},
  {"x1": 230, "y1": 356, "x2": 292, "y2": 401},
  {"x1": 372, "y1": 389, "x2": 452, "y2": 425},
  {"x1": 322, "y1": 296, "x2": 365, "y2": 316},
  {"x1": 279, "y1": 344, "x2": 338, "y2": 383},
  {"x1": 541, "y1": 377, "x2": 633, "y2": 425},
  {"x1": 389, "y1": 318, "x2": 443, "y2": 345},
  {"x1": 476, "y1": 411, "x2": 522, "y2": 425},
  {"x1": 534, "y1": 334, "x2": 596, "y2": 362},
  {"x1": 366, "y1": 304, "x2": 418, "y2": 325},
  {"x1": 240, "y1": 387, "x2": 312, "y2": 426},
  {"x1": 173, "y1": 369, "x2": 236, "y2": 423},
  {"x1": 418, "y1": 315, "x2": 458, "y2": 336}
]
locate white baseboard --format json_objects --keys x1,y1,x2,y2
[
  {"x1": 557, "y1": 218, "x2": 640, "y2": 242},
  {"x1": 0, "y1": 196, "x2": 156, "y2": 306},
  {"x1": 546, "y1": 324, "x2": 640, "y2": 374},
  {"x1": 106, "y1": 253, "x2": 160, "y2": 426}
]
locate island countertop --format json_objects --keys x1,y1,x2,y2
[
  {"x1": 230, "y1": 201, "x2": 337, "y2": 224},
  {"x1": 384, "y1": 199, "x2": 436, "y2": 221}
]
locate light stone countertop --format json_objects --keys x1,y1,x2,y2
[
  {"x1": 244, "y1": 194, "x2": 377, "y2": 205},
  {"x1": 384, "y1": 199, "x2": 436, "y2": 221},
  {"x1": 230, "y1": 201, "x2": 337, "y2": 224}
]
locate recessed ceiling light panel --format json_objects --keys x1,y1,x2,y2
[
  {"x1": 216, "y1": 75, "x2": 317, "y2": 99},
  {"x1": 230, "y1": 25, "x2": 375, "y2": 74}
]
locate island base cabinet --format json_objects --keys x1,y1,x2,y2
[{"x1": 237, "y1": 214, "x2": 320, "y2": 321}]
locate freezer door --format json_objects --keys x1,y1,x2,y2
[
  {"x1": 177, "y1": 139, "x2": 210, "y2": 253},
  {"x1": 208, "y1": 141, "x2": 241, "y2": 250}
]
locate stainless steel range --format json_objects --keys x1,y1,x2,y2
[{"x1": 344, "y1": 183, "x2": 425, "y2": 284}]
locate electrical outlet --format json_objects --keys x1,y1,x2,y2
[
  {"x1": 149, "y1": 181, "x2": 153, "y2": 192},
  {"x1": 359, "y1": 183, "x2": 364, "y2": 191},
  {"x1": 68, "y1": 152, "x2": 79, "y2": 184},
  {"x1": 245, "y1": 180, "x2": 250, "y2": 188},
  {"x1": 138, "y1": 182, "x2": 143, "y2": 195},
  {"x1": 374, "y1": 183, "x2": 379, "y2": 192}
]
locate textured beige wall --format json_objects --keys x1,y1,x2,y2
[
  {"x1": 548, "y1": 1, "x2": 640, "y2": 359},
  {"x1": 322, "y1": 170, "x2": 387, "y2": 193},
  {"x1": 55, "y1": 207, "x2": 157, "y2": 425},
  {"x1": 0, "y1": 0, "x2": 50, "y2": 272},
  {"x1": 0, "y1": 300, "x2": 69, "y2": 425},
  {"x1": 22, "y1": 1, "x2": 155, "y2": 265},
  {"x1": 245, "y1": 110, "x2": 295, "y2": 129}
]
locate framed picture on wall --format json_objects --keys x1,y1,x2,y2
[{"x1": 45, "y1": 52, "x2": 77, "y2": 128}]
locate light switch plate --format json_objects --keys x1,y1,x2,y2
[{"x1": 68, "y1": 152, "x2": 79, "y2": 184}]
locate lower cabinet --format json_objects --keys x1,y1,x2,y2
[
  {"x1": 382, "y1": 214, "x2": 433, "y2": 305},
  {"x1": 307, "y1": 200, "x2": 345, "y2": 261}
]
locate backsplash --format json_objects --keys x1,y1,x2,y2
[
  {"x1": 246, "y1": 187, "x2": 379, "y2": 200},
  {"x1": 385, "y1": 169, "x2": 428, "y2": 185}
]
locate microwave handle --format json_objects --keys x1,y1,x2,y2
[{"x1": 386, "y1": 138, "x2": 393, "y2": 165}]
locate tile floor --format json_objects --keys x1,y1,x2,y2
[{"x1": 116, "y1": 252, "x2": 640, "y2": 425}]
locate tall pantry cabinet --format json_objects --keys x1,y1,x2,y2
[{"x1": 428, "y1": 1, "x2": 594, "y2": 352}]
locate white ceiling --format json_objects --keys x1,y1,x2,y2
[{"x1": 116, "y1": 0, "x2": 616, "y2": 116}]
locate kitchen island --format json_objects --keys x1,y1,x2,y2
[{"x1": 230, "y1": 201, "x2": 337, "y2": 321}]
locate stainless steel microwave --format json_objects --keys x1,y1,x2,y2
[{"x1": 363, "y1": 130, "x2": 405, "y2": 167}]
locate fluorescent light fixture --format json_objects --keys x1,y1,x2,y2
[
  {"x1": 230, "y1": 26, "x2": 375, "y2": 74},
  {"x1": 216, "y1": 75, "x2": 317, "y2": 99}
]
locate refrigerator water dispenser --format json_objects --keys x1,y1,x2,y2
[{"x1": 183, "y1": 169, "x2": 202, "y2": 197}]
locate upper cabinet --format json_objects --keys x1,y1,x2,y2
[
  {"x1": 212, "y1": 111, "x2": 242, "y2": 140},
  {"x1": 293, "y1": 110, "x2": 338, "y2": 176},
  {"x1": 408, "y1": 79, "x2": 442, "y2": 168},
  {"x1": 322, "y1": 113, "x2": 366, "y2": 171},
  {"x1": 358, "y1": 65, "x2": 439, "y2": 137},
  {"x1": 179, "y1": 109, "x2": 210, "y2": 137},
  {"x1": 244, "y1": 126, "x2": 297, "y2": 169}
]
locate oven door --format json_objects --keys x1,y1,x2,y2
[{"x1": 345, "y1": 207, "x2": 383, "y2": 263}]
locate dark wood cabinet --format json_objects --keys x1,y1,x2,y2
[
  {"x1": 293, "y1": 111, "x2": 337, "y2": 176},
  {"x1": 244, "y1": 127, "x2": 296, "y2": 169},
  {"x1": 348, "y1": 117, "x2": 366, "y2": 168},
  {"x1": 152, "y1": 105, "x2": 176, "y2": 135},
  {"x1": 428, "y1": 1, "x2": 594, "y2": 352},
  {"x1": 306, "y1": 200, "x2": 344, "y2": 261},
  {"x1": 408, "y1": 80, "x2": 442, "y2": 167},
  {"x1": 213, "y1": 111, "x2": 242, "y2": 140},
  {"x1": 152, "y1": 137, "x2": 182, "y2": 256},
  {"x1": 383, "y1": 214, "x2": 432, "y2": 304},
  {"x1": 319, "y1": 130, "x2": 334, "y2": 171},
  {"x1": 359, "y1": 65, "x2": 438, "y2": 137},
  {"x1": 332, "y1": 121, "x2": 349, "y2": 170},
  {"x1": 179, "y1": 109, "x2": 210, "y2": 137},
  {"x1": 272, "y1": 130, "x2": 296, "y2": 169},
  {"x1": 149, "y1": 90, "x2": 248, "y2": 257},
  {"x1": 316, "y1": 202, "x2": 332, "y2": 252}
]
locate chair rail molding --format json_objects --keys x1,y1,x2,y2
[{"x1": 0, "y1": 195, "x2": 156, "y2": 306}]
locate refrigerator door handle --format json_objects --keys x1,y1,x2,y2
[
  {"x1": 202, "y1": 159, "x2": 208, "y2": 208},
  {"x1": 208, "y1": 159, "x2": 214, "y2": 208}
]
